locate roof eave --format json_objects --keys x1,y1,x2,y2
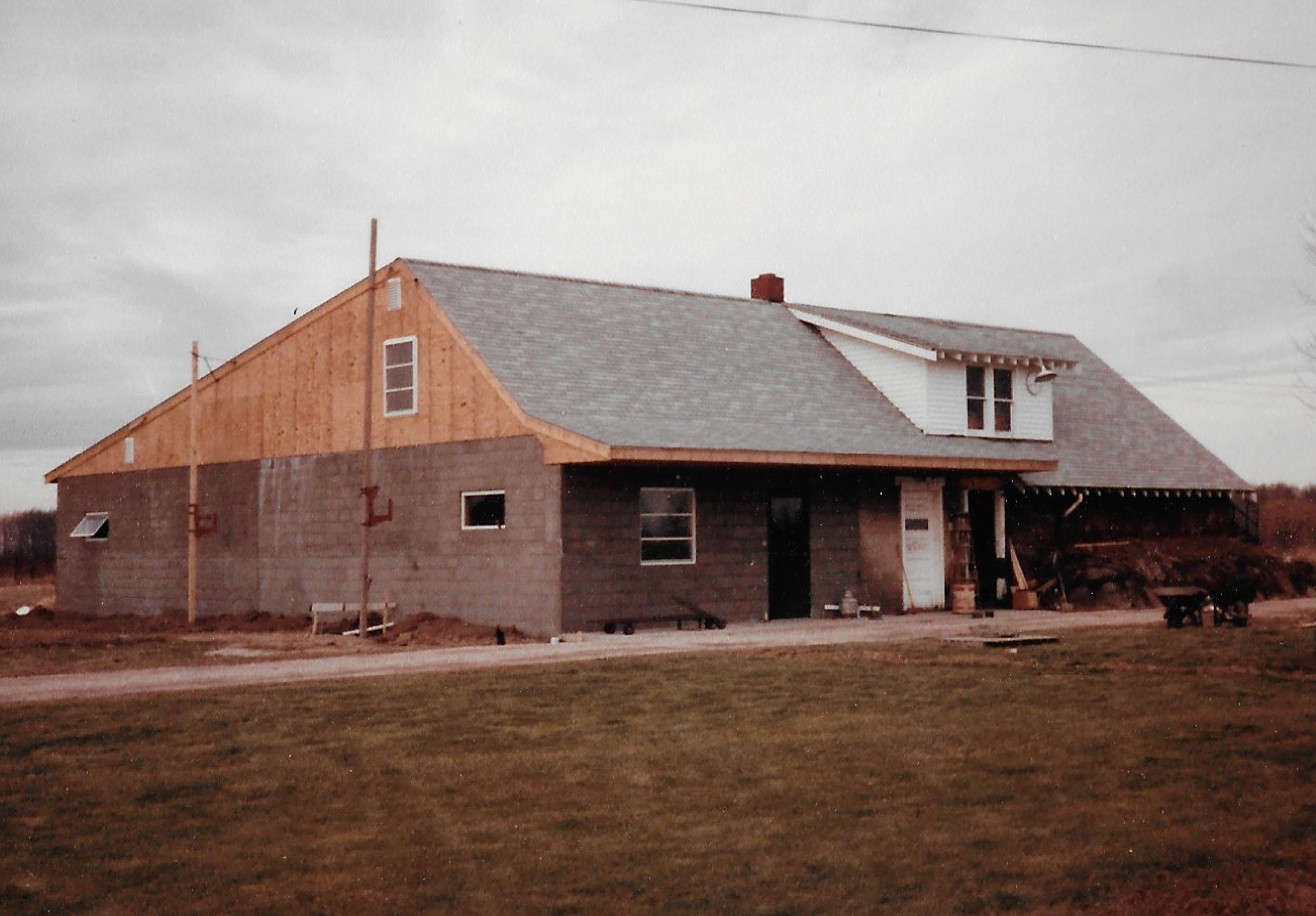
[{"x1": 598, "y1": 445, "x2": 1056, "y2": 473}]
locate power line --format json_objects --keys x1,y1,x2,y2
[{"x1": 626, "y1": 0, "x2": 1316, "y2": 71}]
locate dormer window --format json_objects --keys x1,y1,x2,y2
[
  {"x1": 967, "y1": 366, "x2": 1013, "y2": 434},
  {"x1": 993, "y1": 369, "x2": 1013, "y2": 432},
  {"x1": 789, "y1": 306, "x2": 1065, "y2": 442},
  {"x1": 967, "y1": 366, "x2": 986, "y2": 430}
]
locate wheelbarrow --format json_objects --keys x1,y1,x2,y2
[
  {"x1": 1209, "y1": 577, "x2": 1255, "y2": 628},
  {"x1": 1155, "y1": 578, "x2": 1255, "y2": 630},
  {"x1": 1154, "y1": 587, "x2": 1210, "y2": 628}
]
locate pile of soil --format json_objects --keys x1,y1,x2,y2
[
  {"x1": 0, "y1": 598, "x2": 525, "y2": 650},
  {"x1": 385, "y1": 613, "x2": 530, "y2": 647},
  {"x1": 1037, "y1": 537, "x2": 1316, "y2": 610}
]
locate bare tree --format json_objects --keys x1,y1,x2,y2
[{"x1": 0, "y1": 510, "x2": 56, "y2": 582}]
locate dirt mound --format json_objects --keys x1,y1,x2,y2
[
  {"x1": 1040, "y1": 537, "x2": 1316, "y2": 610},
  {"x1": 384, "y1": 613, "x2": 529, "y2": 647},
  {"x1": 0, "y1": 606, "x2": 312, "y2": 635},
  {"x1": 0, "y1": 595, "x2": 524, "y2": 651}
]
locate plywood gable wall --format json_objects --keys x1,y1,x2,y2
[{"x1": 51, "y1": 263, "x2": 551, "y2": 479}]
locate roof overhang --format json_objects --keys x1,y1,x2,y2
[
  {"x1": 575, "y1": 445, "x2": 1056, "y2": 473},
  {"x1": 791, "y1": 308, "x2": 1079, "y2": 371},
  {"x1": 1015, "y1": 482, "x2": 1255, "y2": 499},
  {"x1": 791, "y1": 309, "x2": 939, "y2": 360}
]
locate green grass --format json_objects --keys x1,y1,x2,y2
[{"x1": 1, "y1": 624, "x2": 1314, "y2": 915}]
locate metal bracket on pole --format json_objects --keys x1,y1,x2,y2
[
  {"x1": 361, "y1": 485, "x2": 393, "y2": 528},
  {"x1": 189, "y1": 504, "x2": 219, "y2": 537}
]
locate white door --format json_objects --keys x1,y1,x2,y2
[{"x1": 899, "y1": 478, "x2": 945, "y2": 610}]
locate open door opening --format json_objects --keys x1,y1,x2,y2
[
  {"x1": 768, "y1": 496, "x2": 810, "y2": 619},
  {"x1": 968, "y1": 489, "x2": 1005, "y2": 607}
]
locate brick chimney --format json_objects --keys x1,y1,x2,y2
[{"x1": 750, "y1": 272, "x2": 784, "y2": 303}]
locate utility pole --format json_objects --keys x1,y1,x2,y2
[
  {"x1": 188, "y1": 340, "x2": 199, "y2": 625},
  {"x1": 359, "y1": 220, "x2": 379, "y2": 637},
  {"x1": 185, "y1": 341, "x2": 217, "y2": 624}
]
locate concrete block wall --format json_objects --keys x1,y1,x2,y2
[
  {"x1": 809, "y1": 475, "x2": 872, "y2": 614},
  {"x1": 253, "y1": 436, "x2": 563, "y2": 635},
  {"x1": 56, "y1": 436, "x2": 564, "y2": 635},
  {"x1": 560, "y1": 465, "x2": 770, "y2": 631},
  {"x1": 57, "y1": 466, "x2": 194, "y2": 616},
  {"x1": 559, "y1": 465, "x2": 897, "y2": 631}
]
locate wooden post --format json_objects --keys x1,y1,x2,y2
[
  {"x1": 187, "y1": 340, "x2": 199, "y2": 625},
  {"x1": 359, "y1": 220, "x2": 378, "y2": 637}
]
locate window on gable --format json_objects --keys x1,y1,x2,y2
[
  {"x1": 383, "y1": 336, "x2": 418, "y2": 417},
  {"x1": 70, "y1": 512, "x2": 110, "y2": 540},
  {"x1": 640, "y1": 487, "x2": 696, "y2": 565},
  {"x1": 993, "y1": 369, "x2": 1013, "y2": 432},
  {"x1": 462, "y1": 491, "x2": 506, "y2": 530}
]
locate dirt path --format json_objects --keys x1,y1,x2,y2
[{"x1": 3, "y1": 602, "x2": 1311, "y2": 705}]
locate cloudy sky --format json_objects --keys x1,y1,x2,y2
[{"x1": 3, "y1": 0, "x2": 1315, "y2": 513}]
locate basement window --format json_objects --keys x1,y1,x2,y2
[
  {"x1": 462, "y1": 491, "x2": 506, "y2": 530},
  {"x1": 640, "y1": 487, "x2": 696, "y2": 565},
  {"x1": 70, "y1": 512, "x2": 110, "y2": 540},
  {"x1": 383, "y1": 335, "x2": 418, "y2": 416}
]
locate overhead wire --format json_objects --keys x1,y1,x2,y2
[{"x1": 625, "y1": 0, "x2": 1316, "y2": 71}]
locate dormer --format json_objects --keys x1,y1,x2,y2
[{"x1": 791, "y1": 306, "x2": 1078, "y2": 442}]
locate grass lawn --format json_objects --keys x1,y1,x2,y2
[{"x1": 1, "y1": 623, "x2": 1314, "y2": 915}]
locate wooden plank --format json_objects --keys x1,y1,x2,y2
[{"x1": 1009, "y1": 542, "x2": 1028, "y2": 590}]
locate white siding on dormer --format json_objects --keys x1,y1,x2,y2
[
  {"x1": 928, "y1": 363, "x2": 1054, "y2": 441},
  {"x1": 1013, "y1": 374, "x2": 1054, "y2": 440},
  {"x1": 814, "y1": 321, "x2": 1057, "y2": 441},
  {"x1": 820, "y1": 328, "x2": 929, "y2": 428},
  {"x1": 925, "y1": 361, "x2": 968, "y2": 435}
]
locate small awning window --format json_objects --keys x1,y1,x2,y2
[{"x1": 70, "y1": 512, "x2": 109, "y2": 540}]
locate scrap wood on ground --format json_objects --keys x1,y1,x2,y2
[{"x1": 1021, "y1": 536, "x2": 1316, "y2": 611}]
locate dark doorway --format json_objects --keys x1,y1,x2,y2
[
  {"x1": 768, "y1": 496, "x2": 811, "y2": 619},
  {"x1": 967, "y1": 490, "x2": 1002, "y2": 607}
]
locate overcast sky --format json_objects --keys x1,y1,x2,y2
[{"x1": 3, "y1": 0, "x2": 1315, "y2": 514}]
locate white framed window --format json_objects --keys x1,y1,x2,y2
[
  {"x1": 966, "y1": 366, "x2": 987, "y2": 431},
  {"x1": 124, "y1": 437, "x2": 135, "y2": 464},
  {"x1": 383, "y1": 335, "x2": 418, "y2": 417},
  {"x1": 70, "y1": 512, "x2": 110, "y2": 540},
  {"x1": 462, "y1": 490, "x2": 506, "y2": 530},
  {"x1": 640, "y1": 487, "x2": 696, "y2": 565},
  {"x1": 966, "y1": 366, "x2": 1014, "y2": 434},
  {"x1": 993, "y1": 368, "x2": 1013, "y2": 432},
  {"x1": 386, "y1": 276, "x2": 402, "y2": 311}
]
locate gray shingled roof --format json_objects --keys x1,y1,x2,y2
[
  {"x1": 1021, "y1": 343, "x2": 1252, "y2": 492},
  {"x1": 791, "y1": 305, "x2": 1079, "y2": 366},
  {"x1": 407, "y1": 261, "x2": 1053, "y2": 466},
  {"x1": 407, "y1": 261, "x2": 1249, "y2": 490},
  {"x1": 793, "y1": 305, "x2": 1251, "y2": 492}
]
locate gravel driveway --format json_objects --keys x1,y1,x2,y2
[{"x1": 4, "y1": 603, "x2": 1310, "y2": 706}]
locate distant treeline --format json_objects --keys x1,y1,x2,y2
[
  {"x1": 1, "y1": 509, "x2": 55, "y2": 582},
  {"x1": 1257, "y1": 484, "x2": 1316, "y2": 550}
]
